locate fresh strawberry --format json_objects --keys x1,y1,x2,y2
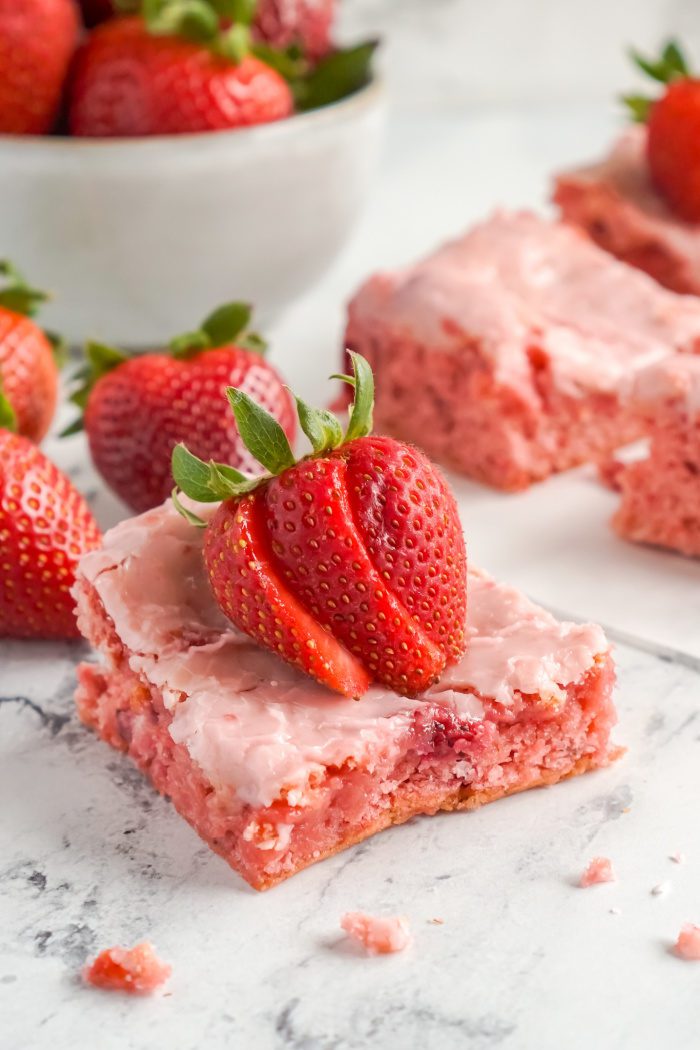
[
  {"x1": 253, "y1": 0, "x2": 335, "y2": 61},
  {"x1": 0, "y1": 262, "x2": 60, "y2": 444},
  {"x1": 626, "y1": 41, "x2": 700, "y2": 221},
  {"x1": 66, "y1": 302, "x2": 296, "y2": 513},
  {"x1": 0, "y1": 0, "x2": 79, "y2": 135},
  {"x1": 69, "y1": 7, "x2": 293, "y2": 137},
  {"x1": 172, "y1": 353, "x2": 467, "y2": 698},
  {"x1": 0, "y1": 428, "x2": 102, "y2": 639}
]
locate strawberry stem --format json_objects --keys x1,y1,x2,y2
[
  {"x1": 0, "y1": 387, "x2": 17, "y2": 433},
  {"x1": 170, "y1": 301, "x2": 266, "y2": 359},
  {"x1": 0, "y1": 260, "x2": 50, "y2": 319},
  {"x1": 172, "y1": 351, "x2": 376, "y2": 516},
  {"x1": 624, "y1": 39, "x2": 692, "y2": 122}
]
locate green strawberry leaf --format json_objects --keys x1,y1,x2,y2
[
  {"x1": 211, "y1": 0, "x2": 256, "y2": 22},
  {"x1": 662, "y1": 40, "x2": 689, "y2": 77},
  {"x1": 0, "y1": 260, "x2": 50, "y2": 319},
  {"x1": 622, "y1": 94, "x2": 652, "y2": 122},
  {"x1": 218, "y1": 23, "x2": 252, "y2": 63},
  {"x1": 226, "y1": 387, "x2": 296, "y2": 474},
  {"x1": 201, "y1": 301, "x2": 253, "y2": 346},
  {"x1": 251, "y1": 42, "x2": 308, "y2": 82},
  {"x1": 144, "y1": 0, "x2": 220, "y2": 42},
  {"x1": 59, "y1": 340, "x2": 128, "y2": 437},
  {"x1": 294, "y1": 41, "x2": 379, "y2": 112},
  {"x1": 332, "y1": 351, "x2": 374, "y2": 442},
  {"x1": 171, "y1": 487, "x2": 208, "y2": 528},
  {"x1": 45, "y1": 329, "x2": 68, "y2": 370},
  {"x1": 294, "y1": 394, "x2": 343, "y2": 454},
  {"x1": 171, "y1": 442, "x2": 253, "y2": 501},
  {"x1": 0, "y1": 387, "x2": 17, "y2": 432},
  {"x1": 629, "y1": 39, "x2": 692, "y2": 91},
  {"x1": 170, "y1": 301, "x2": 266, "y2": 358}
]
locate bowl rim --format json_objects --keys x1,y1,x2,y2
[{"x1": 0, "y1": 75, "x2": 385, "y2": 153}]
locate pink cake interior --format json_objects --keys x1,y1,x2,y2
[
  {"x1": 74, "y1": 501, "x2": 618, "y2": 890},
  {"x1": 345, "y1": 211, "x2": 700, "y2": 491},
  {"x1": 554, "y1": 126, "x2": 700, "y2": 295},
  {"x1": 612, "y1": 356, "x2": 700, "y2": 556}
]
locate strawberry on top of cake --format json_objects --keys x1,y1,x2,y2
[
  {"x1": 74, "y1": 358, "x2": 617, "y2": 889},
  {"x1": 345, "y1": 211, "x2": 700, "y2": 491},
  {"x1": 555, "y1": 41, "x2": 700, "y2": 294}
]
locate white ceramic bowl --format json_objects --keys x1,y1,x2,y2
[{"x1": 0, "y1": 79, "x2": 385, "y2": 347}]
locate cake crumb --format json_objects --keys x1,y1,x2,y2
[
  {"x1": 670, "y1": 852, "x2": 686, "y2": 865},
  {"x1": 609, "y1": 907, "x2": 621, "y2": 916},
  {"x1": 673, "y1": 925, "x2": 700, "y2": 961},
  {"x1": 428, "y1": 918, "x2": 444, "y2": 925},
  {"x1": 580, "y1": 857, "x2": 616, "y2": 888},
  {"x1": 651, "y1": 881, "x2": 671, "y2": 897},
  {"x1": 83, "y1": 942, "x2": 171, "y2": 995},
  {"x1": 340, "y1": 913, "x2": 411, "y2": 955}
]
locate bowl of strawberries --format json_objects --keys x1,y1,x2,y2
[{"x1": 0, "y1": 0, "x2": 385, "y2": 346}]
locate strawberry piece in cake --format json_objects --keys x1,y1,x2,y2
[
  {"x1": 674, "y1": 925, "x2": 700, "y2": 961},
  {"x1": 73, "y1": 499, "x2": 617, "y2": 890},
  {"x1": 554, "y1": 127, "x2": 700, "y2": 295},
  {"x1": 611, "y1": 356, "x2": 700, "y2": 557},
  {"x1": 580, "y1": 856, "x2": 616, "y2": 888},
  {"x1": 345, "y1": 212, "x2": 700, "y2": 491}
]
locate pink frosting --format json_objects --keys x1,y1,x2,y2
[
  {"x1": 76, "y1": 501, "x2": 609, "y2": 808},
  {"x1": 559, "y1": 126, "x2": 700, "y2": 281},
  {"x1": 349, "y1": 210, "x2": 700, "y2": 401},
  {"x1": 628, "y1": 354, "x2": 700, "y2": 417}
]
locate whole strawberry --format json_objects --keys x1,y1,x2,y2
[
  {"x1": 67, "y1": 301, "x2": 296, "y2": 513},
  {"x1": 626, "y1": 41, "x2": 700, "y2": 221},
  {"x1": 0, "y1": 262, "x2": 60, "y2": 444},
  {"x1": 69, "y1": 6, "x2": 293, "y2": 137},
  {"x1": 0, "y1": 427, "x2": 102, "y2": 639},
  {"x1": 173, "y1": 353, "x2": 467, "y2": 698},
  {"x1": 254, "y1": 0, "x2": 335, "y2": 61},
  {"x1": 0, "y1": 0, "x2": 79, "y2": 135}
]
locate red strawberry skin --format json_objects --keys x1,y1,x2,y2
[
  {"x1": 86, "y1": 348, "x2": 296, "y2": 513},
  {"x1": 0, "y1": 0, "x2": 79, "y2": 135},
  {"x1": 0, "y1": 309, "x2": 58, "y2": 443},
  {"x1": 648, "y1": 79, "x2": 700, "y2": 222},
  {"x1": 69, "y1": 17, "x2": 294, "y2": 137},
  {"x1": 203, "y1": 436, "x2": 467, "y2": 697},
  {"x1": 0, "y1": 431, "x2": 102, "y2": 639},
  {"x1": 254, "y1": 0, "x2": 335, "y2": 61}
]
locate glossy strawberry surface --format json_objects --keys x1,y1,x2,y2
[{"x1": 0, "y1": 431, "x2": 102, "y2": 639}]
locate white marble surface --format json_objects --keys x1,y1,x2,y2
[{"x1": 2, "y1": 104, "x2": 700, "y2": 1048}]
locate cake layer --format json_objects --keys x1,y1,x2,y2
[
  {"x1": 345, "y1": 211, "x2": 700, "y2": 491},
  {"x1": 554, "y1": 127, "x2": 700, "y2": 295},
  {"x1": 74, "y1": 501, "x2": 618, "y2": 889},
  {"x1": 612, "y1": 356, "x2": 700, "y2": 556}
]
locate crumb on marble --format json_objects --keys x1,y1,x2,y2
[
  {"x1": 580, "y1": 857, "x2": 616, "y2": 888},
  {"x1": 340, "y1": 913, "x2": 411, "y2": 955},
  {"x1": 670, "y1": 852, "x2": 686, "y2": 865},
  {"x1": 651, "y1": 882, "x2": 671, "y2": 897},
  {"x1": 83, "y1": 942, "x2": 171, "y2": 995},
  {"x1": 428, "y1": 918, "x2": 445, "y2": 925},
  {"x1": 673, "y1": 925, "x2": 700, "y2": 961}
]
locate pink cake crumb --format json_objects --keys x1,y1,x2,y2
[
  {"x1": 83, "y1": 942, "x2": 171, "y2": 995},
  {"x1": 673, "y1": 925, "x2": 700, "y2": 961},
  {"x1": 580, "y1": 857, "x2": 616, "y2": 887},
  {"x1": 670, "y1": 852, "x2": 686, "y2": 865},
  {"x1": 340, "y1": 913, "x2": 411, "y2": 955}
]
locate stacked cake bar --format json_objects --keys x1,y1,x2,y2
[
  {"x1": 73, "y1": 500, "x2": 617, "y2": 890},
  {"x1": 554, "y1": 127, "x2": 700, "y2": 296},
  {"x1": 612, "y1": 355, "x2": 700, "y2": 556},
  {"x1": 345, "y1": 211, "x2": 700, "y2": 490}
]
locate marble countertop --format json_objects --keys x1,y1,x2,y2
[{"x1": 3, "y1": 104, "x2": 700, "y2": 1050}]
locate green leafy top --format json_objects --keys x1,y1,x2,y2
[
  {"x1": 138, "y1": 1, "x2": 377, "y2": 108},
  {"x1": 172, "y1": 350, "x2": 374, "y2": 525},
  {"x1": 0, "y1": 387, "x2": 17, "y2": 433},
  {"x1": 0, "y1": 260, "x2": 66, "y2": 367},
  {"x1": 623, "y1": 39, "x2": 692, "y2": 122},
  {"x1": 61, "y1": 300, "x2": 266, "y2": 437}
]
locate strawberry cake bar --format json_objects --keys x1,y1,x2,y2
[
  {"x1": 554, "y1": 127, "x2": 700, "y2": 295},
  {"x1": 73, "y1": 499, "x2": 617, "y2": 890},
  {"x1": 345, "y1": 211, "x2": 700, "y2": 490},
  {"x1": 611, "y1": 355, "x2": 700, "y2": 556}
]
